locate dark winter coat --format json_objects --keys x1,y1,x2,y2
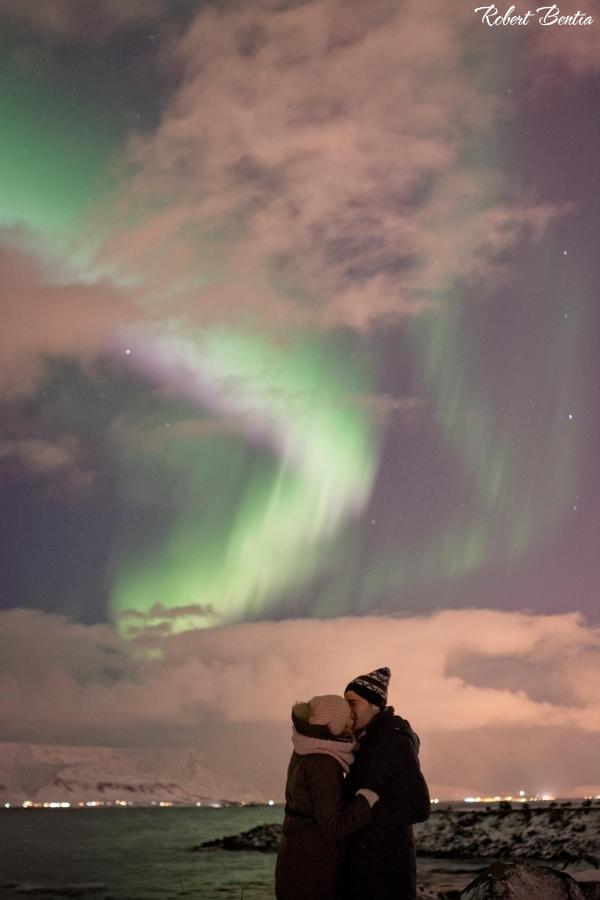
[
  {"x1": 275, "y1": 718, "x2": 373, "y2": 900},
  {"x1": 342, "y1": 707, "x2": 431, "y2": 900}
]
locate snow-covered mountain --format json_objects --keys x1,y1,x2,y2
[{"x1": 0, "y1": 742, "x2": 267, "y2": 806}]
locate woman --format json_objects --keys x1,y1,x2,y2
[{"x1": 275, "y1": 694, "x2": 378, "y2": 900}]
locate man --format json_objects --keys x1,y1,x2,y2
[{"x1": 343, "y1": 667, "x2": 430, "y2": 900}]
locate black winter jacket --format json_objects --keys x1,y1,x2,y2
[{"x1": 342, "y1": 707, "x2": 430, "y2": 900}]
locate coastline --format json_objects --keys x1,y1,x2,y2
[{"x1": 194, "y1": 803, "x2": 600, "y2": 862}]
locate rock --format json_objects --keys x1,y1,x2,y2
[
  {"x1": 192, "y1": 823, "x2": 283, "y2": 852},
  {"x1": 460, "y1": 862, "x2": 586, "y2": 899}
]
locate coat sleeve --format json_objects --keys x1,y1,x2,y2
[
  {"x1": 304, "y1": 756, "x2": 372, "y2": 843},
  {"x1": 372, "y1": 732, "x2": 431, "y2": 827}
]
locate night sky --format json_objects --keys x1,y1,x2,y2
[{"x1": 1, "y1": 0, "x2": 599, "y2": 799}]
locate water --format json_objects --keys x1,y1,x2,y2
[
  {"x1": 1, "y1": 807, "x2": 284, "y2": 899},
  {"x1": 0, "y1": 807, "x2": 495, "y2": 898}
]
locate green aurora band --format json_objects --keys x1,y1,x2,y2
[
  {"x1": 109, "y1": 326, "x2": 379, "y2": 634},
  {"x1": 0, "y1": 53, "x2": 116, "y2": 244}
]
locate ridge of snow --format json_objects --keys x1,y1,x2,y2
[{"x1": 0, "y1": 741, "x2": 267, "y2": 805}]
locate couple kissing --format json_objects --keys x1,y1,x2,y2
[{"x1": 275, "y1": 667, "x2": 431, "y2": 900}]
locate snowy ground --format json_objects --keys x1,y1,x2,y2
[{"x1": 414, "y1": 804, "x2": 600, "y2": 862}]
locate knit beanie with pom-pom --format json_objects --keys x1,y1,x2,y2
[
  {"x1": 294, "y1": 694, "x2": 351, "y2": 736},
  {"x1": 345, "y1": 667, "x2": 391, "y2": 709}
]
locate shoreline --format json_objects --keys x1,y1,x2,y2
[{"x1": 194, "y1": 804, "x2": 600, "y2": 863}]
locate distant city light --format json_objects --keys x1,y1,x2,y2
[
  {"x1": 462, "y1": 793, "x2": 557, "y2": 804},
  {"x1": 16, "y1": 797, "x2": 260, "y2": 808},
  {"x1": 9, "y1": 790, "x2": 592, "y2": 810}
]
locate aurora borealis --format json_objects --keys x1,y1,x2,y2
[
  {"x1": 1, "y1": 1, "x2": 599, "y2": 798},
  {"x1": 109, "y1": 325, "x2": 379, "y2": 632}
]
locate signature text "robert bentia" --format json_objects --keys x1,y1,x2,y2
[{"x1": 474, "y1": 5, "x2": 594, "y2": 25}]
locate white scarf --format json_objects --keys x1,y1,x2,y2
[{"x1": 291, "y1": 728, "x2": 356, "y2": 774}]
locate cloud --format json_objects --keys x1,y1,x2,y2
[
  {"x1": 0, "y1": 0, "x2": 183, "y2": 38},
  {"x1": 0, "y1": 437, "x2": 77, "y2": 472},
  {"x1": 0, "y1": 0, "x2": 572, "y2": 399},
  {"x1": 0, "y1": 435, "x2": 96, "y2": 495},
  {"x1": 93, "y1": 0, "x2": 561, "y2": 331},
  {"x1": 357, "y1": 393, "x2": 425, "y2": 425},
  {"x1": 0, "y1": 238, "x2": 138, "y2": 394},
  {"x1": 529, "y1": 15, "x2": 600, "y2": 76},
  {"x1": 108, "y1": 412, "x2": 253, "y2": 451},
  {"x1": 1, "y1": 608, "x2": 598, "y2": 795},
  {"x1": 117, "y1": 601, "x2": 219, "y2": 639}
]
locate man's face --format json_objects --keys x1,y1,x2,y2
[{"x1": 344, "y1": 690, "x2": 380, "y2": 731}]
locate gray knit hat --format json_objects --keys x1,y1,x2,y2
[{"x1": 345, "y1": 667, "x2": 390, "y2": 709}]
